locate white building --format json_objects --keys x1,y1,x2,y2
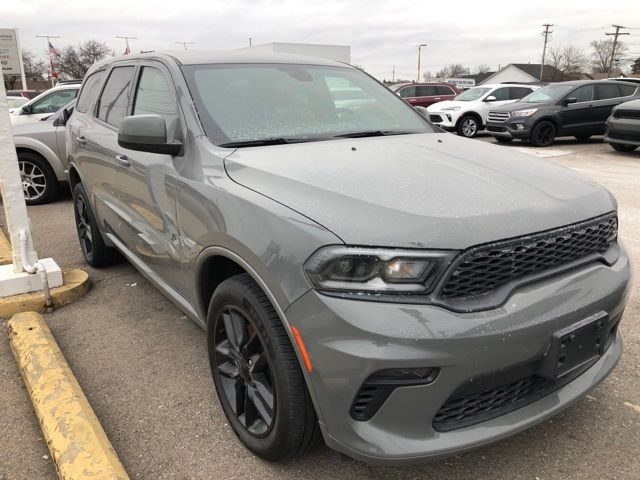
[
  {"x1": 240, "y1": 42, "x2": 351, "y2": 63},
  {"x1": 479, "y1": 63, "x2": 562, "y2": 84}
]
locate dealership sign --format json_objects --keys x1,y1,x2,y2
[{"x1": 0, "y1": 28, "x2": 21, "y2": 75}]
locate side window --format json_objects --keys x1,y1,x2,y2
[
  {"x1": 76, "y1": 71, "x2": 105, "y2": 113},
  {"x1": 435, "y1": 85, "x2": 454, "y2": 95},
  {"x1": 133, "y1": 67, "x2": 179, "y2": 140},
  {"x1": 596, "y1": 84, "x2": 621, "y2": 100},
  {"x1": 416, "y1": 85, "x2": 437, "y2": 96},
  {"x1": 570, "y1": 84, "x2": 595, "y2": 103},
  {"x1": 30, "y1": 89, "x2": 78, "y2": 114},
  {"x1": 510, "y1": 87, "x2": 532, "y2": 99},
  {"x1": 490, "y1": 88, "x2": 510, "y2": 101},
  {"x1": 398, "y1": 86, "x2": 416, "y2": 98},
  {"x1": 97, "y1": 66, "x2": 135, "y2": 128},
  {"x1": 620, "y1": 84, "x2": 637, "y2": 96}
]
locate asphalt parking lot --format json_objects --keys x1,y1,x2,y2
[{"x1": 1, "y1": 136, "x2": 639, "y2": 480}]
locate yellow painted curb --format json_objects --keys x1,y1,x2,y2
[
  {"x1": 0, "y1": 268, "x2": 90, "y2": 319},
  {"x1": 7, "y1": 312, "x2": 130, "y2": 480}
]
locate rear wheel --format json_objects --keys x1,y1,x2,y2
[
  {"x1": 17, "y1": 151, "x2": 59, "y2": 205},
  {"x1": 208, "y1": 274, "x2": 320, "y2": 460},
  {"x1": 457, "y1": 115, "x2": 480, "y2": 138},
  {"x1": 73, "y1": 183, "x2": 122, "y2": 267},
  {"x1": 530, "y1": 120, "x2": 556, "y2": 147},
  {"x1": 610, "y1": 143, "x2": 638, "y2": 152}
]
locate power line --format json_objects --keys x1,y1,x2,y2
[
  {"x1": 540, "y1": 23, "x2": 553, "y2": 80},
  {"x1": 605, "y1": 24, "x2": 630, "y2": 75}
]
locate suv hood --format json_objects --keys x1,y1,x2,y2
[
  {"x1": 224, "y1": 133, "x2": 615, "y2": 249},
  {"x1": 491, "y1": 101, "x2": 548, "y2": 112},
  {"x1": 427, "y1": 100, "x2": 472, "y2": 111}
]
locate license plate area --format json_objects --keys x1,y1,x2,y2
[{"x1": 537, "y1": 312, "x2": 608, "y2": 380}]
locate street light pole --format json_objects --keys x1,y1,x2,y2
[
  {"x1": 36, "y1": 34, "x2": 60, "y2": 87},
  {"x1": 416, "y1": 44, "x2": 427, "y2": 82}
]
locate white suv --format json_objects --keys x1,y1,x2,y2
[
  {"x1": 10, "y1": 83, "x2": 80, "y2": 127},
  {"x1": 426, "y1": 84, "x2": 539, "y2": 138}
]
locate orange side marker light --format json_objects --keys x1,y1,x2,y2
[{"x1": 291, "y1": 325, "x2": 313, "y2": 373}]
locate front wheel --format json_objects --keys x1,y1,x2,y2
[
  {"x1": 208, "y1": 274, "x2": 320, "y2": 460},
  {"x1": 610, "y1": 143, "x2": 638, "y2": 152},
  {"x1": 457, "y1": 115, "x2": 480, "y2": 138},
  {"x1": 18, "y1": 152, "x2": 59, "y2": 205},
  {"x1": 530, "y1": 120, "x2": 556, "y2": 147}
]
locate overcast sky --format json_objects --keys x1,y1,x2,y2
[{"x1": 5, "y1": 0, "x2": 640, "y2": 80}]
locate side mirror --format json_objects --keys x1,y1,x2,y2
[
  {"x1": 53, "y1": 107, "x2": 73, "y2": 127},
  {"x1": 21, "y1": 104, "x2": 33, "y2": 114},
  {"x1": 484, "y1": 95, "x2": 497, "y2": 102},
  {"x1": 118, "y1": 114, "x2": 182, "y2": 155},
  {"x1": 564, "y1": 97, "x2": 578, "y2": 106}
]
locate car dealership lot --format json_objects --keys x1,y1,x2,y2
[{"x1": 1, "y1": 137, "x2": 639, "y2": 480}]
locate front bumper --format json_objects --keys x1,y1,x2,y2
[
  {"x1": 486, "y1": 117, "x2": 535, "y2": 139},
  {"x1": 604, "y1": 116, "x2": 640, "y2": 146},
  {"x1": 427, "y1": 110, "x2": 460, "y2": 130},
  {"x1": 285, "y1": 244, "x2": 631, "y2": 464}
]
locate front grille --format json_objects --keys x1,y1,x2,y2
[
  {"x1": 488, "y1": 111, "x2": 510, "y2": 123},
  {"x1": 613, "y1": 108, "x2": 640, "y2": 119},
  {"x1": 440, "y1": 213, "x2": 617, "y2": 299},
  {"x1": 429, "y1": 114, "x2": 443, "y2": 123},
  {"x1": 434, "y1": 376, "x2": 552, "y2": 431},
  {"x1": 609, "y1": 131, "x2": 640, "y2": 142}
]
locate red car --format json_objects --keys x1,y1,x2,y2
[{"x1": 390, "y1": 82, "x2": 460, "y2": 108}]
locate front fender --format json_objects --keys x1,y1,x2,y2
[{"x1": 14, "y1": 137, "x2": 66, "y2": 181}]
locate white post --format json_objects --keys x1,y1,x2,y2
[
  {"x1": 0, "y1": 80, "x2": 36, "y2": 271},
  {"x1": 15, "y1": 29, "x2": 28, "y2": 90}
]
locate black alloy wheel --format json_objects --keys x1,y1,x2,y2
[
  {"x1": 214, "y1": 304, "x2": 276, "y2": 437},
  {"x1": 530, "y1": 120, "x2": 556, "y2": 147}
]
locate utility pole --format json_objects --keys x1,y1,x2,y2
[
  {"x1": 115, "y1": 35, "x2": 137, "y2": 55},
  {"x1": 416, "y1": 44, "x2": 426, "y2": 82},
  {"x1": 540, "y1": 23, "x2": 553, "y2": 81},
  {"x1": 175, "y1": 41, "x2": 194, "y2": 51},
  {"x1": 249, "y1": 37, "x2": 252, "y2": 47},
  {"x1": 36, "y1": 34, "x2": 60, "y2": 87},
  {"x1": 392, "y1": 66, "x2": 395, "y2": 83},
  {"x1": 606, "y1": 25, "x2": 629, "y2": 76}
]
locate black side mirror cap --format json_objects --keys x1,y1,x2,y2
[
  {"x1": 564, "y1": 97, "x2": 578, "y2": 106},
  {"x1": 118, "y1": 114, "x2": 182, "y2": 156},
  {"x1": 21, "y1": 104, "x2": 32, "y2": 114}
]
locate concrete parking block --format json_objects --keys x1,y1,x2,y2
[{"x1": 7, "y1": 311, "x2": 130, "y2": 480}]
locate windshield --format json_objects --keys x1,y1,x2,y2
[
  {"x1": 7, "y1": 97, "x2": 28, "y2": 109},
  {"x1": 454, "y1": 87, "x2": 491, "y2": 101},
  {"x1": 181, "y1": 64, "x2": 433, "y2": 146},
  {"x1": 520, "y1": 84, "x2": 575, "y2": 103}
]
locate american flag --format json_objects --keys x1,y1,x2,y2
[
  {"x1": 50, "y1": 58, "x2": 59, "y2": 80},
  {"x1": 123, "y1": 45, "x2": 130, "y2": 55},
  {"x1": 48, "y1": 40, "x2": 61, "y2": 57}
]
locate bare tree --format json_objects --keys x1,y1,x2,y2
[
  {"x1": 633, "y1": 57, "x2": 640, "y2": 74},
  {"x1": 422, "y1": 71, "x2": 432, "y2": 81},
  {"x1": 590, "y1": 39, "x2": 627, "y2": 73},
  {"x1": 474, "y1": 64, "x2": 491, "y2": 75},
  {"x1": 2, "y1": 49, "x2": 47, "y2": 89},
  {"x1": 546, "y1": 44, "x2": 587, "y2": 80},
  {"x1": 436, "y1": 63, "x2": 467, "y2": 78},
  {"x1": 57, "y1": 40, "x2": 114, "y2": 79}
]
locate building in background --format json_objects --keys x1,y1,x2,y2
[
  {"x1": 240, "y1": 42, "x2": 351, "y2": 63},
  {"x1": 479, "y1": 63, "x2": 562, "y2": 84}
]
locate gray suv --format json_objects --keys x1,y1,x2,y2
[{"x1": 66, "y1": 51, "x2": 630, "y2": 464}]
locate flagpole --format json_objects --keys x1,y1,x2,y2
[{"x1": 36, "y1": 34, "x2": 60, "y2": 87}]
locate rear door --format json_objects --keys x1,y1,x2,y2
[
  {"x1": 594, "y1": 84, "x2": 626, "y2": 132},
  {"x1": 435, "y1": 85, "x2": 457, "y2": 103},
  {"x1": 413, "y1": 85, "x2": 438, "y2": 107},
  {"x1": 111, "y1": 62, "x2": 183, "y2": 285},
  {"x1": 75, "y1": 65, "x2": 136, "y2": 231},
  {"x1": 558, "y1": 84, "x2": 598, "y2": 135}
]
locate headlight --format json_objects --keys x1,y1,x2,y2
[
  {"x1": 441, "y1": 106, "x2": 461, "y2": 111},
  {"x1": 511, "y1": 108, "x2": 538, "y2": 117},
  {"x1": 304, "y1": 246, "x2": 456, "y2": 295}
]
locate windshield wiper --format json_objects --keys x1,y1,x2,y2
[
  {"x1": 218, "y1": 138, "x2": 291, "y2": 148},
  {"x1": 335, "y1": 130, "x2": 416, "y2": 139}
]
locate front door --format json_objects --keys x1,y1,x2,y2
[
  {"x1": 558, "y1": 84, "x2": 598, "y2": 135},
  {"x1": 111, "y1": 62, "x2": 183, "y2": 286}
]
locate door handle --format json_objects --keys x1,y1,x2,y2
[
  {"x1": 116, "y1": 154, "x2": 131, "y2": 167},
  {"x1": 76, "y1": 136, "x2": 87, "y2": 146}
]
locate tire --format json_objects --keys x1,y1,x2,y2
[
  {"x1": 530, "y1": 120, "x2": 556, "y2": 147},
  {"x1": 207, "y1": 274, "x2": 320, "y2": 461},
  {"x1": 495, "y1": 137, "x2": 513, "y2": 143},
  {"x1": 73, "y1": 182, "x2": 123, "y2": 267},
  {"x1": 17, "y1": 151, "x2": 59, "y2": 205},
  {"x1": 610, "y1": 143, "x2": 638, "y2": 152},
  {"x1": 457, "y1": 115, "x2": 480, "y2": 138},
  {"x1": 575, "y1": 135, "x2": 591, "y2": 141}
]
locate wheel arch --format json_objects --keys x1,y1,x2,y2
[
  {"x1": 15, "y1": 144, "x2": 65, "y2": 181},
  {"x1": 456, "y1": 111, "x2": 483, "y2": 128}
]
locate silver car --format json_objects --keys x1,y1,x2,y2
[
  {"x1": 12, "y1": 100, "x2": 75, "y2": 204},
  {"x1": 66, "y1": 52, "x2": 630, "y2": 464}
]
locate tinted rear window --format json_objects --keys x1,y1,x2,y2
[
  {"x1": 76, "y1": 71, "x2": 105, "y2": 113},
  {"x1": 597, "y1": 84, "x2": 621, "y2": 100},
  {"x1": 416, "y1": 85, "x2": 437, "y2": 96},
  {"x1": 620, "y1": 84, "x2": 637, "y2": 96},
  {"x1": 97, "y1": 66, "x2": 135, "y2": 128},
  {"x1": 435, "y1": 85, "x2": 454, "y2": 95}
]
